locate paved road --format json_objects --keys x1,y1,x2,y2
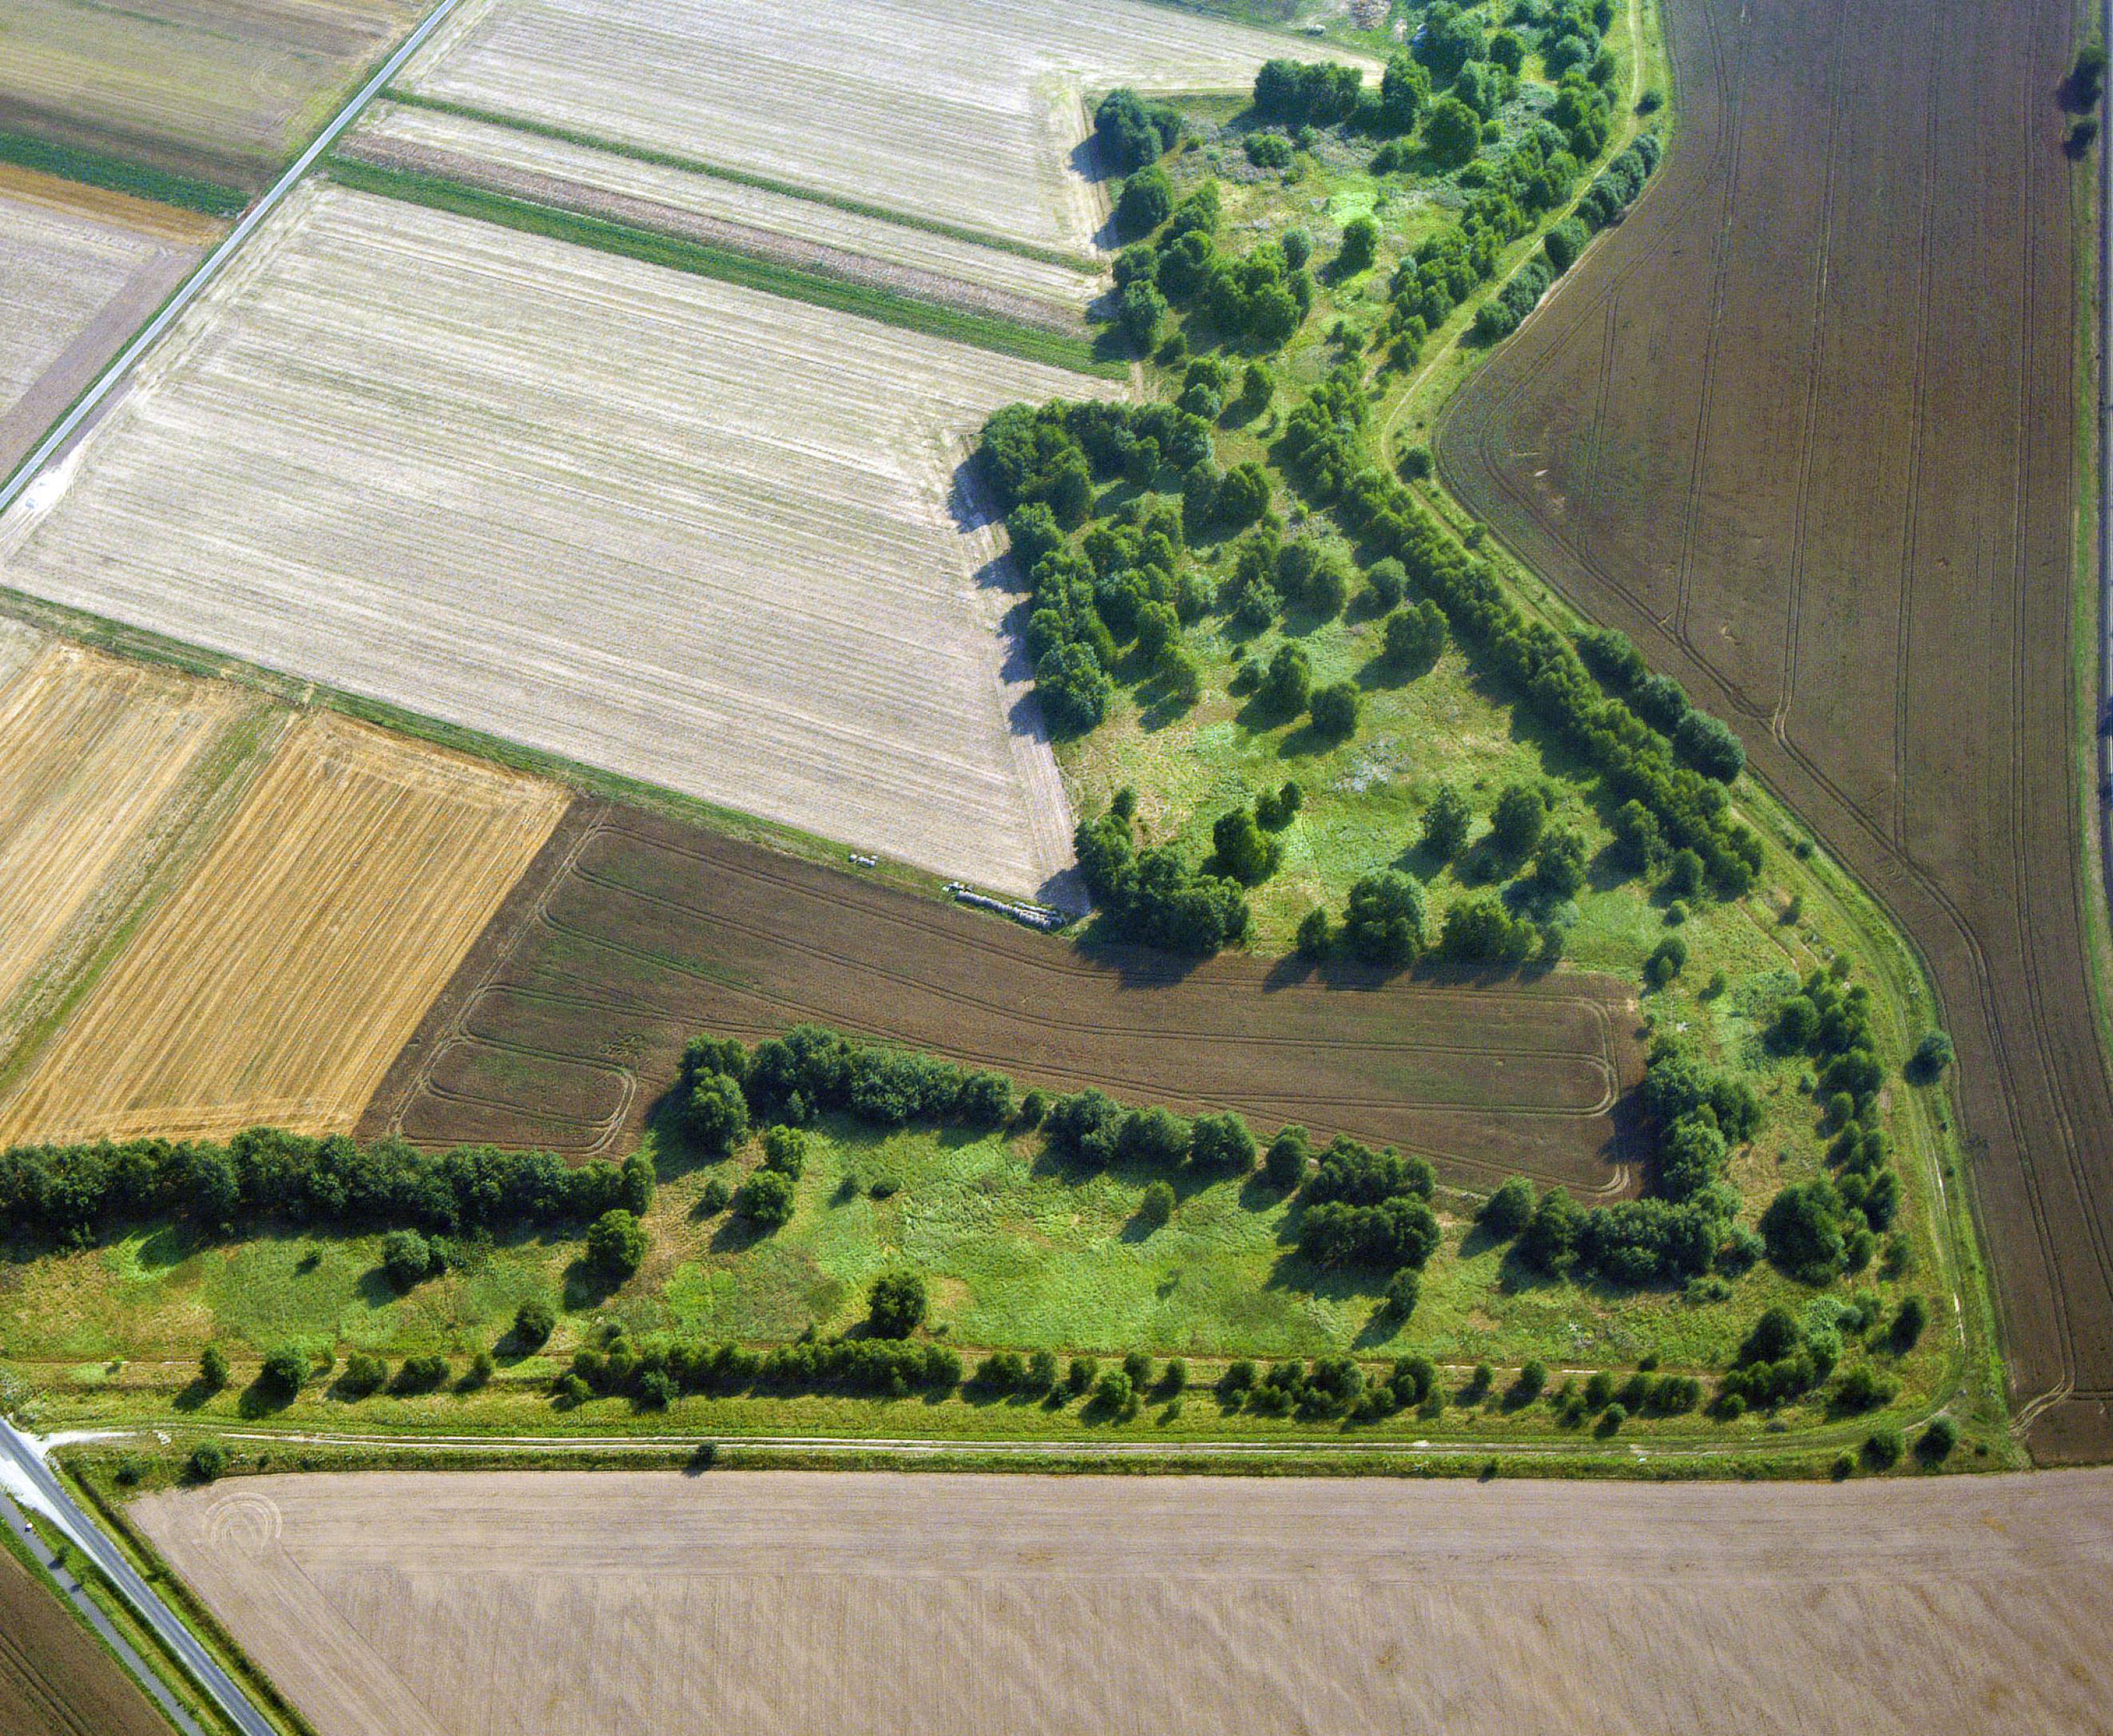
[
  {"x1": 0, "y1": 1485, "x2": 205, "y2": 1736},
  {"x1": 0, "y1": 1418, "x2": 277, "y2": 1736},
  {"x1": 0, "y1": 0, "x2": 466, "y2": 513}
]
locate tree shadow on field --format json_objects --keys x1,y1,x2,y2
[{"x1": 561, "y1": 1256, "x2": 623, "y2": 1312}]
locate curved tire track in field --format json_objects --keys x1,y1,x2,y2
[{"x1": 1438, "y1": 0, "x2": 2113, "y2": 1457}]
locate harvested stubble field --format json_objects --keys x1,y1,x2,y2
[
  {"x1": 135, "y1": 1468, "x2": 2113, "y2": 1736},
  {"x1": 0, "y1": 0, "x2": 426, "y2": 188},
  {"x1": 0, "y1": 1538, "x2": 170, "y2": 1736},
  {"x1": 1438, "y1": 0, "x2": 2111, "y2": 1459},
  {"x1": 397, "y1": 0, "x2": 1369, "y2": 256},
  {"x1": 368, "y1": 803, "x2": 1644, "y2": 1193},
  {"x1": 0, "y1": 181, "x2": 1101, "y2": 899},
  {"x1": 343, "y1": 101, "x2": 1106, "y2": 328},
  {"x1": 0, "y1": 711, "x2": 564, "y2": 1145},
  {"x1": 0, "y1": 636, "x2": 279, "y2": 1073},
  {"x1": 0, "y1": 168, "x2": 218, "y2": 477}
]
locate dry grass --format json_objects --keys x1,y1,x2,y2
[
  {"x1": 399, "y1": 0, "x2": 1368, "y2": 255},
  {"x1": 134, "y1": 1467, "x2": 2113, "y2": 1736},
  {"x1": 0, "y1": 710, "x2": 564, "y2": 1143},
  {"x1": 0, "y1": 637, "x2": 279, "y2": 1066},
  {"x1": 0, "y1": 0, "x2": 427, "y2": 178},
  {"x1": 346, "y1": 101, "x2": 1106, "y2": 318},
  {"x1": 0, "y1": 178, "x2": 212, "y2": 473},
  {"x1": 0, "y1": 183, "x2": 1110, "y2": 896}
]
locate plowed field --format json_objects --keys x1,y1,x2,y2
[
  {"x1": 133, "y1": 1468, "x2": 2113, "y2": 1736},
  {"x1": 366, "y1": 803, "x2": 1644, "y2": 1194},
  {"x1": 1438, "y1": 0, "x2": 2111, "y2": 1456},
  {"x1": 0, "y1": 1541, "x2": 169, "y2": 1736},
  {"x1": 0, "y1": 711, "x2": 565, "y2": 1144},
  {"x1": 0, "y1": 0, "x2": 426, "y2": 188},
  {"x1": 0, "y1": 169, "x2": 216, "y2": 477}
]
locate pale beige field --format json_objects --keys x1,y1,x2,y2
[
  {"x1": 398, "y1": 0, "x2": 1369, "y2": 255},
  {"x1": 0, "y1": 710, "x2": 565, "y2": 1143},
  {"x1": 0, "y1": 182, "x2": 1107, "y2": 896},
  {"x1": 134, "y1": 1468, "x2": 2113, "y2": 1736},
  {"x1": 0, "y1": 635, "x2": 280, "y2": 1069},
  {"x1": 0, "y1": 171, "x2": 216, "y2": 474},
  {"x1": 346, "y1": 101, "x2": 1106, "y2": 320},
  {"x1": 0, "y1": 0, "x2": 427, "y2": 180}
]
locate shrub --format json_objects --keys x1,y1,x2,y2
[
  {"x1": 259, "y1": 1344, "x2": 307, "y2": 1400},
  {"x1": 381, "y1": 1228, "x2": 435, "y2": 1291},
  {"x1": 339, "y1": 1352, "x2": 386, "y2": 1398},
  {"x1": 735, "y1": 1170, "x2": 795, "y2": 1230},
  {"x1": 1258, "y1": 643, "x2": 1312, "y2": 714},
  {"x1": 585, "y1": 1208, "x2": 647, "y2": 1277},
  {"x1": 762, "y1": 1123, "x2": 808, "y2": 1179},
  {"x1": 1116, "y1": 165, "x2": 1173, "y2": 236},
  {"x1": 1264, "y1": 1125, "x2": 1311, "y2": 1189},
  {"x1": 1490, "y1": 782, "x2": 1549, "y2": 856},
  {"x1": 698, "y1": 1176, "x2": 732, "y2": 1215},
  {"x1": 1514, "y1": 1359, "x2": 1549, "y2": 1402},
  {"x1": 867, "y1": 1271, "x2": 928, "y2": 1339},
  {"x1": 1862, "y1": 1424, "x2": 1905, "y2": 1469},
  {"x1": 1139, "y1": 1179, "x2": 1176, "y2": 1228},
  {"x1": 1890, "y1": 1295, "x2": 1928, "y2": 1352},
  {"x1": 1296, "y1": 906, "x2": 1332, "y2": 959},
  {"x1": 1094, "y1": 1369, "x2": 1137, "y2": 1417},
  {"x1": 1917, "y1": 1416, "x2": 1958, "y2": 1465},
  {"x1": 1340, "y1": 871, "x2": 1428, "y2": 966},
  {"x1": 1595, "y1": 1401, "x2": 1628, "y2": 1435},
  {"x1": 1907, "y1": 1030, "x2": 1954, "y2": 1083},
  {"x1": 1420, "y1": 785, "x2": 1472, "y2": 860},
  {"x1": 1067, "y1": 1355, "x2": 1098, "y2": 1396},
  {"x1": 685, "y1": 1070, "x2": 751, "y2": 1154},
  {"x1": 1383, "y1": 1267, "x2": 1420, "y2": 1319},
  {"x1": 1644, "y1": 935, "x2": 1688, "y2": 987},
  {"x1": 394, "y1": 1354, "x2": 448, "y2": 1394},
  {"x1": 1479, "y1": 1176, "x2": 1535, "y2": 1240},
  {"x1": 199, "y1": 1345, "x2": 229, "y2": 1392},
  {"x1": 188, "y1": 1441, "x2": 228, "y2": 1482},
  {"x1": 1308, "y1": 680, "x2": 1359, "y2": 738},
  {"x1": 1189, "y1": 1110, "x2": 1256, "y2": 1172}
]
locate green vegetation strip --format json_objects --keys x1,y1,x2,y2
[
  {"x1": 324, "y1": 156, "x2": 1122, "y2": 378},
  {"x1": 0, "y1": 129, "x2": 246, "y2": 218},
  {"x1": 378, "y1": 90, "x2": 1102, "y2": 271}
]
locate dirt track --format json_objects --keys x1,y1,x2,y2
[
  {"x1": 1438, "y1": 0, "x2": 2113, "y2": 1461},
  {"x1": 364, "y1": 802, "x2": 1645, "y2": 1194},
  {"x1": 135, "y1": 1466, "x2": 2113, "y2": 1736}
]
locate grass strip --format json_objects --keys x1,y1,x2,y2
[
  {"x1": 378, "y1": 90, "x2": 1103, "y2": 271},
  {"x1": 0, "y1": 129, "x2": 246, "y2": 218},
  {"x1": 325, "y1": 155, "x2": 1124, "y2": 378}
]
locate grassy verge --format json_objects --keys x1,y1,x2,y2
[
  {"x1": 0, "y1": 129, "x2": 247, "y2": 218},
  {"x1": 378, "y1": 90, "x2": 1102, "y2": 271}
]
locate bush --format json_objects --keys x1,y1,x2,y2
[
  {"x1": 585, "y1": 1208, "x2": 647, "y2": 1278},
  {"x1": 1340, "y1": 871, "x2": 1428, "y2": 966},
  {"x1": 1383, "y1": 599, "x2": 1447, "y2": 671},
  {"x1": 336, "y1": 1352, "x2": 385, "y2": 1398},
  {"x1": 381, "y1": 1228, "x2": 436, "y2": 1291},
  {"x1": 394, "y1": 1354, "x2": 448, "y2": 1395},
  {"x1": 1116, "y1": 165, "x2": 1173, "y2": 237},
  {"x1": 1264, "y1": 1125, "x2": 1311, "y2": 1190},
  {"x1": 513, "y1": 1297, "x2": 556, "y2": 1349},
  {"x1": 762, "y1": 1123, "x2": 808, "y2": 1179},
  {"x1": 1907, "y1": 1030, "x2": 1954, "y2": 1083},
  {"x1": 1490, "y1": 782, "x2": 1549, "y2": 856},
  {"x1": 199, "y1": 1345, "x2": 228, "y2": 1392},
  {"x1": 1383, "y1": 1267, "x2": 1419, "y2": 1320},
  {"x1": 1067, "y1": 1355, "x2": 1099, "y2": 1396},
  {"x1": 1308, "y1": 680, "x2": 1359, "y2": 738},
  {"x1": 1139, "y1": 1179, "x2": 1176, "y2": 1228},
  {"x1": 1296, "y1": 906, "x2": 1332, "y2": 959},
  {"x1": 259, "y1": 1344, "x2": 307, "y2": 1400},
  {"x1": 735, "y1": 1170, "x2": 795, "y2": 1230},
  {"x1": 867, "y1": 1271, "x2": 928, "y2": 1339},
  {"x1": 685, "y1": 1070, "x2": 751, "y2": 1154},
  {"x1": 698, "y1": 1176, "x2": 731, "y2": 1215},
  {"x1": 188, "y1": 1441, "x2": 228, "y2": 1482},
  {"x1": 1514, "y1": 1359, "x2": 1549, "y2": 1402},
  {"x1": 1862, "y1": 1424, "x2": 1905, "y2": 1469},
  {"x1": 1189, "y1": 1110, "x2": 1256, "y2": 1172},
  {"x1": 1259, "y1": 643, "x2": 1312, "y2": 714},
  {"x1": 1890, "y1": 1295, "x2": 1927, "y2": 1352},
  {"x1": 1917, "y1": 1416, "x2": 1958, "y2": 1465},
  {"x1": 1479, "y1": 1176, "x2": 1535, "y2": 1240},
  {"x1": 1644, "y1": 935, "x2": 1688, "y2": 987}
]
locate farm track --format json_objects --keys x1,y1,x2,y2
[
  {"x1": 368, "y1": 805, "x2": 1646, "y2": 1194},
  {"x1": 1438, "y1": 0, "x2": 2113, "y2": 1458}
]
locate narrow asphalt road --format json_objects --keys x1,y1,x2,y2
[
  {"x1": 0, "y1": 1419, "x2": 276, "y2": 1734},
  {"x1": 0, "y1": 0, "x2": 466, "y2": 512}
]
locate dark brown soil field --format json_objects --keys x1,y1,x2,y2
[
  {"x1": 1439, "y1": 0, "x2": 2113, "y2": 1457},
  {"x1": 362, "y1": 803, "x2": 1645, "y2": 1195},
  {"x1": 0, "y1": 1542, "x2": 169, "y2": 1736}
]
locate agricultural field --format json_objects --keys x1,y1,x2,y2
[
  {"x1": 0, "y1": 1533, "x2": 170, "y2": 1736},
  {"x1": 0, "y1": 0, "x2": 426, "y2": 193},
  {"x1": 0, "y1": 711, "x2": 565, "y2": 1145},
  {"x1": 371, "y1": 803, "x2": 1642, "y2": 1194},
  {"x1": 395, "y1": 0, "x2": 1372, "y2": 256},
  {"x1": 341, "y1": 100, "x2": 1107, "y2": 329},
  {"x1": 0, "y1": 180, "x2": 1107, "y2": 899},
  {"x1": 0, "y1": 168, "x2": 219, "y2": 478},
  {"x1": 1438, "y1": 0, "x2": 2112, "y2": 1461},
  {"x1": 133, "y1": 1468, "x2": 2113, "y2": 1735}
]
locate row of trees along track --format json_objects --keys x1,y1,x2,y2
[{"x1": 1437, "y1": 0, "x2": 2113, "y2": 1459}]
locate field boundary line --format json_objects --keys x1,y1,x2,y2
[{"x1": 0, "y1": 0, "x2": 471, "y2": 518}]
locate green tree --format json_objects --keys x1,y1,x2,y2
[
  {"x1": 1116, "y1": 165, "x2": 1173, "y2": 237},
  {"x1": 1424, "y1": 97, "x2": 1482, "y2": 168},
  {"x1": 1335, "y1": 216, "x2": 1379, "y2": 275},
  {"x1": 867, "y1": 1271, "x2": 928, "y2": 1339},
  {"x1": 1258, "y1": 643, "x2": 1312, "y2": 714},
  {"x1": 199, "y1": 1345, "x2": 229, "y2": 1392},
  {"x1": 1139, "y1": 1179, "x2": 1175, "y2": 1228},
  {"x1": 1340, "y1": 871, "x2": 1428, "y2": 966},
  {"x1": 1264, "y1": 1125, "x2": 1312, "y2": 1190},
  {"x1": 1478, "y1": 1176, "x2": 1535, "y2": 1240},
  {"x1": 1308, "y1": 680, "x2": 1359, "y2": 739},
  {"x1": 380, "y1": 1227, "x2": 433, "y2": 1292},
  {"x1": 259, "y1": 1344, "x2": 307, "y2": 1401},
  {"x1": 1422, "y1": 785, "x2": 1471, "y2": 858},
  {"x1": 513, "y1": 1296, "x2": 556, "y2": 1350},
  {"x1": 685, "y1": 1070, "x2": 750, "y2": 1155},
  {"x1": 735, "y1": 1170, "x2": 795, "y2": 1230},
  {"x1": 1379, "y1": 50, "x2": 1430, "y2": 132},
  {"x1": 188, "y1": 1441, "x2": 228, "y2": 1482},
  {"x1": 585, "y1": 1207, "x2": 647, "y2": 1279},
  {"x1": 1490, "y1": 782, "x2": 1549, "y2": 856},
  {"x1": 1212, "y1": 806, "x2": 1281, "y2": 885},
  {"x1": 1296, "y1": 905, "x2": 1332, "y2": 959},
  {"x1": 1907, "y1": 1030, "x2": 1954, "y2": 1083}
]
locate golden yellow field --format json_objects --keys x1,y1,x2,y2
[
  {"x1": 0, "y1": 710, "x2": 566, "y2": 1143},
  {"x1": 0, "y1": 635, "x2": 279, "y2": 1070}
]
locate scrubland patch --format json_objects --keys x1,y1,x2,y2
[
  {"x1": 133, "y1": 1468, "x2": 2113, "y2": 1736},
  {"x1": 398, "y1": 0, "x2": 1367, "y2": 254},
  {"x1": 0, "y1": 183, "x2": 1106, "y2": 895},
  {"x1": 0, "y1": 711, "x2": 564, "y2": 1144}
]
